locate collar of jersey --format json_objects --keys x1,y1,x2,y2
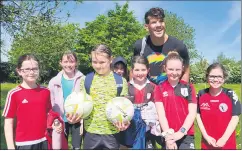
[{"x1": 130, "y1": 78, "x2": 150, "y2": 90}]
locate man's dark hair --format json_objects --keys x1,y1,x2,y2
[{"x1": 145, "y1": 7, "x2": 165, "y2": 24}]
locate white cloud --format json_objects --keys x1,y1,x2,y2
[
  {"x1": 229, "y1": 34, "x2": 241, "y2": 48},
  {"x1": 195, "y1": 1, "x2": 241, "y2": 62},
  {"x1": 220, "y1": 1, "x2": 241, "y2": 34}
]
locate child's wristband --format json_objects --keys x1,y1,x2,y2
[{"x1": 161, "y1": 128, "x2": 175, "y2": 138}]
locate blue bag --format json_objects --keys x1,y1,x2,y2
[
  {"x1": 120, "y1": 109, "x2": 146, "y2": 149},
  {"x1": 84, "y1": 72, "x2": 123, "y2": 96}
]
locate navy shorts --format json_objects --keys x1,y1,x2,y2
[{"x1": 83, "y1": 132, "x2": 120, "y2": 149}]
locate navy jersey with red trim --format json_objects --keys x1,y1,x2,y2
[
  {"x1": 128, "y1": 81, "x2": 156, "y2": 104},
  {"x1": 2, "y1": 85, "x2": 52, "y2": 145},
  {"x1": 154, "y1": 80, "x2": 197, "y2": 135},
  {"x1": 197, "y1": 88, "x2": 241, "y2": 149}
]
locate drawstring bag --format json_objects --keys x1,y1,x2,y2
[{"x1": 119, "y1": 108, "x2": 147, "y2": 149}]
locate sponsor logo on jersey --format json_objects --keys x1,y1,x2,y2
[
  {"x1": 200, "y1": 103, "x2": 210, "y2": 110},
  {"x1": 210, "y1": 100, "x2": 219, "y2": 103}
]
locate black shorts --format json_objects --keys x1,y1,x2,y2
[
  {"x1": 162, "y1": 135, "x2": 195, "y2": 150},
  {"x1": 65, "y1": 122, "x2": 82, "y2": 149},
  {"x1": 83, "y1": 132, "x2": 120, "y2": 149},
  {"x1": 16, "y1": 140, "x2": 48, "y2": 150}
]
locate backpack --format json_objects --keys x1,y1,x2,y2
[
  {"x1": 84, "y1": 72, "x2": 123, "y2": 96},
  {"x1": 140, "y1": 36, "x2": 148, "y2": 56}
]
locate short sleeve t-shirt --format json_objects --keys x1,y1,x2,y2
[
  {"x1": 80, "y1": 72, "x2": 128, "y2": 135},
  {"x1": 133, "y1": 36, "x2": 189, "y2": 85},
  {"x1": 128, "y1": 79, "x2": 156, "y2": 104},
  {"x1": 154, "y1": 80, "x2": 197, "y2": 135},
  {"x1": 2, "y1": 85, "x2": 51, "y2": 146},
  {"x1": 197, "y1": 88, "x2": 241, "y2": 149}
]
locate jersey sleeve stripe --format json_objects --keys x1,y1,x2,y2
[{"x1": 2, "y1": 87, "x2": 21, "y2": 116}]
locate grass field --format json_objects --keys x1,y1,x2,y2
[{"x1": 0, "y1": 83, "x2": 241, "y2": 149}]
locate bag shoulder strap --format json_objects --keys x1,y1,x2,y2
[
  {"x1": 84, "y1": 72, "x2": 95, "y2": 95},
  {"x1": 85, "y1": 72, "x2": 123, "y2": 96},
  {"x1": 140, "y1": 36, "x2": 147, "y2": 56}
]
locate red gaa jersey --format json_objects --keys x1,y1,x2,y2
[
  {"x1": 2, "y1": 85, "x2": 52, "y2": 146},
  {"x1": 128, "y1": 79, "x2": 156, "y2": 104},
  {"x1": 154, "y1": 80, "x2": 197, "y2": 135},
  {"x1": 197, "y1": 88, "x2": 241, "y2": 149}
]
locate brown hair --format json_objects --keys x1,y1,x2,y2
[
  {"x1": 163, "y1": 51, "x2": 183, "y2": 67},
  {"x1": 61, "y1": 50, "x2": 78, "y2": 62},
  {"x1": 16, "y1": 53, "x2": 39, "y2": 69},
  {"x1": 206, "y1": 62, "x2": 228, "y2": 79},
  {"x1": 131, "y1": 55, "x2": 149, "y2": 69},
  {"x1": 91, "y1": 44, "x2": 112, "y2": 58}
]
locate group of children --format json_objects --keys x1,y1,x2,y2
[{"x1": 2, "y1": 43, "x2": 241, "y2": 150}]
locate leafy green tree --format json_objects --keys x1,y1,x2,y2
[
  {"x1": 165, "y1": 10, "x2": 197, "y2": 63},
  {"x1": 190, "y1": 54, "x2": 209, "y2": 83},
  {"x1": 8, "y1": 17, "x2": 80, "y2": 83},
  {"x1": 75, "y1": 2, "x2": 146, "y2": 73},
  {"x1": 165, "y1": 11, "x2": 195, "y2": 51},
  {"x1": 215, "y1": 53, "x2": 241, "y2": 83},
  {"x1": 1, "y1": 0, "x2": 82, "y2": 37}
]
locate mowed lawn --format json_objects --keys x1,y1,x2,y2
[{"x1": 0, "y1": 83, "x2": 241, "y2": 149}]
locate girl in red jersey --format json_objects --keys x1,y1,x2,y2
[
  {"x1": 121, "y1": 56, "x2": 162, "y2": 149},
  {"x1": 2, "y1": 54, "x2": 62, "y2": 150},
  {"x1": 196, "y1": 63, "x2": 241, "y2": 149},
  {"x1": 154, "y1": 51, "x2": 197, "y2": 149}
]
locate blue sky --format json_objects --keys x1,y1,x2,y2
[{"x1": 1, "y1": 1, "x2": 241, "y2": 63}]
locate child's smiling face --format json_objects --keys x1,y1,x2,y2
[{"x1": 91, "y1": 51, "x2": 112, "y2": 76}]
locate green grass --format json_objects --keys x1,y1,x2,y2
[{"x1": 0, "y1": 83, "x2": 241, "y2": 149}]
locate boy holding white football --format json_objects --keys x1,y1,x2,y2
[
  {"x1": 80, "y1": 44, "x2": 129, "y2": 149},
  {"x1": 48, "y1": 51, "x2": 84, "y2": 149}
]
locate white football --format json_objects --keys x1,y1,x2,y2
[
  {"x1": 106, "y1": 97, "x2": 134, "y2": 124},
  {"x1": 64, "y1": 91, "x2": 93, "y2": 119}
]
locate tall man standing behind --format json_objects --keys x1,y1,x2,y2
[
  {"x1": 130, "y1": 7, "x2": 191, "y2": 149},
  {"x1": 132, "y1": 7, "x2": 190, "y2": 84}
]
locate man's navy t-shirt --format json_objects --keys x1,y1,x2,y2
[{"x1": 133, "y1": 35, "x2": 189, "y2": 84}]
